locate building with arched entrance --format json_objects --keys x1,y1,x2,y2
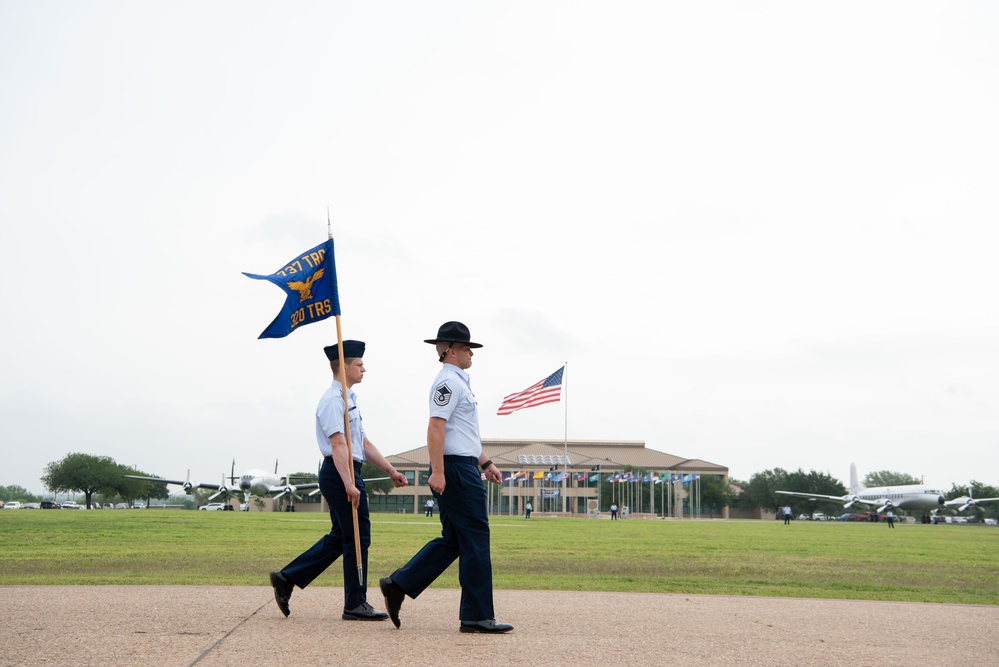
[{"x1": 364, "y1": 438, "x2": 729, "y2": 518}]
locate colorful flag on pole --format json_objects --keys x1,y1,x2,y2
[
  {"x1": 243, "y1": 239, "x2": 340, "y2": 339},
  {"x1": 532, "y1": 470, "x2": 544, "y2": 479},
  {"x1": 496, "y1": 366, "x2": 564, "y2": 415},
  {"x1": 589, "y1": 473, "x2": 600, "y2": 482}
]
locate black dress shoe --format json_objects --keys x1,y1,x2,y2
[
  {"x1": 342, "y1": 601, "x2": 389, "y2": 621},
  {"x1": 269, "y1": 571, "x2": 293, "y2": 617},
  {"x1": 379, "y1": 576, "x2": 404, "y2": 629},
  {"x1": 460, "y1": 619, "x2": 514, "y2": 634}
]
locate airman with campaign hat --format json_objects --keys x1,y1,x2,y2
[
  {"x1": 423, "y1": 321, "x2": 483, "y2": 348},
  {"x1": 381, "y1": 321, "x2": 512, "y2": 635}
]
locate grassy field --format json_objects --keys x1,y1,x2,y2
[{"x1": 1, "y1": 511, "x2": 996, "y2": 605}]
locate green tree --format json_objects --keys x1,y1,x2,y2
[
  {"x1": 115, "y1": 466, "x2": 170, "y2": 506},
  {"x1": 945, "y1": 481, "x2": 999, "y2": 519},
  {"x1": 699, "y1": 475, "x2": 738, "y2": 518},
  {"x1": 741, "y1": 468, "x2": 791, "y2": 515},
  {"x1": 865, "y1": 470, "x2": 922, "y2": 487},
  {"x1": 168, "y1": 493, "x2": 197, "y2": 510},
  {"x1": 287, "y1": 471, "x2": 319, "y2": 486},
  {"x1": 361, "y1": 462, "x2": 394, "y2": 496},
  {"x1": 781, "y1": 469, "x2": 848, "y2": 517},
  {"x1": 41, "y1": 453, "x2": 123, "y2": 509},
  {"x1": 0, "y1": 485, "x2": 43, "y2": 503}
]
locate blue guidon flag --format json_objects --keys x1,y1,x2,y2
[{"x1": 243, "y1": 238, "x2": 340, "y2": 339}]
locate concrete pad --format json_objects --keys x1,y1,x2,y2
[{"x1": 1, "y1": 586, "x2": 996, "y2": 666}]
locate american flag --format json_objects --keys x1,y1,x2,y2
[{"x1": 496, "y1": 366, "x2": 564, "y2": 416}]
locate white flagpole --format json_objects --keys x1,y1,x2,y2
[{"x1": 562, "y1": 361, "x2": 568, "y2": 514}]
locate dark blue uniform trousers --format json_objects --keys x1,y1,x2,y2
[
  {"x1": 281, "y1": 458, "x2": 370, "y2": 610},
  {"x1": 390, "y1": 456, "x2": 494, "y2": 622}
]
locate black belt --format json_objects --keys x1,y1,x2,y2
[
  {"x1": 324, "y1": 456, "x2": 364, "y2": 466},
  {"x1": 443, "y1": 455, "x2": 479, "y2": 465}
]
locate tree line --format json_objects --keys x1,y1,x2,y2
[
  {"x1": 4, "y1": 453, "x2": 997, "y2": 518},
  {"x1": 735, "y1": 467, "x2": 999, "y2": 519}
]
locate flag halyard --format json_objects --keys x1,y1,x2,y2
[{"x1": 497, "y1": 366, "x2": 564, "y2": 416}]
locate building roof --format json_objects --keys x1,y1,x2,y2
[{"x1": 384, "y1": 438, "x2": 728, "y2": 474}]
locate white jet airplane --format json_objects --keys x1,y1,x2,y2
[
  {"x1": 126, "y1": 459, "x2": 387, "y2": 511},
  {"x1": 125, "y1": 460, "x2": 318, "y2": 511},
  {"x1": 776, "y1": 463, "x2": 947, "y2": 517},
  {"x1": 941, "y1": 485, "x2": 999, "y2": 513}
]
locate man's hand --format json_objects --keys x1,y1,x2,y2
[
  {"x1": 345, "y1": 483, "x2": 361, "y2": 508},
  {"x1": 390, "y1": 470, "x2": 408, "y2": 488},
  {"x1": 428, "y1": 470, "x2": 446, "y2": 495},
  {"x1": 484, "y1": 464, "x2": 502, "y2": 484}
]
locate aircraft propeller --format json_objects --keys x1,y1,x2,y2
[
  {"x1": 944, "y1": 490, "x2": 991, "y2": 513},
  {"x1": 181, "y1": 470, "x2": 195, "y2": 494},
  {"x1": 208, "y1": 473, "x2": 236, "y2": 502},
  {"x1": 842, "y1": 495, "x2": 861, "y2": 509}
]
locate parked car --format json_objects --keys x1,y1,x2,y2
[
  {"x1": 61, "y1": 502, "x2": 81, "y2": 510},
  {"x1": 40, "y1": 501, "x2": 62, "y2": 509},
  {"x1": 984, "y1": 518, "x2": 997, "y2": 526},
  {"x1": 114, "y1": 503, "x2": 129, "y2": 509},
  {"x1": 835, "y1": 513, "x2": 858, "y2": 521},
  {"x1": 199, "y1": 503, "x2": 226, "y2": 511}
]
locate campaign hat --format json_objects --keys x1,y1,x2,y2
[
  {"x1": 423, "y1": 321, "x2": 482, "y2": 348},
  {"x1": 324, "y1": 340, "x2": 365, "y2": 360}
]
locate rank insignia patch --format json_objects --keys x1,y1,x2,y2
[{"x1": 434, "y1": 383, "x2": 452, "y2": 406}]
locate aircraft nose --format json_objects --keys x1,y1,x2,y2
[{"x1": 937, "y1": 495, "x2": 945, "y2": 505}]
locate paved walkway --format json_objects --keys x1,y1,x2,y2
[{"x1": 2, "y1": 586, "x2": 996, "y2": 666}]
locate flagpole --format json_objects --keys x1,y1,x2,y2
[
  {"x1": 562, "y1": 361, "x2": 568, "y2": 514},
  {"x1": 328, "y1": 210, "x2": 364, "y2": 587}
]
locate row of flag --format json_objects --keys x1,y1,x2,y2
[
  {"x1": 500, "y1": 471, "x2": 701, "y2": 484},
  {"x1": 247, "y1": 239, "x2": 567, "y2": 414}
]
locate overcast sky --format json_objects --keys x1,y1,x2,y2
[{"x1": 2, "y1": 1, "x2": 997, "y2": 497}]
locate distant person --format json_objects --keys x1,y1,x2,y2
[
  {"x1": 885, "y1": 510, "x2": 895, "y2": 529},
  {"x1": 610, "y1": 503, "x2": 618, "y2": 521},
  {"x1": 269, "y1": 340, "x2": 408, "y2": 620},
  {"x1": 379, "y1": 321, "x2": 513, "y2": 634},
  {"x1": 425, "y1": 498, "x2": 434, "y2": 517},
  {"x1": 783, "y1": 505, "x2": 792, "y2": 525},
  {"x1": 525, "y1": 501, "x2": 532, "y2": 519}
]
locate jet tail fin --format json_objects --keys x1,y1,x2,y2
[{"x1": 849, "y1": 463, "x2": 864, "y2": 494}]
